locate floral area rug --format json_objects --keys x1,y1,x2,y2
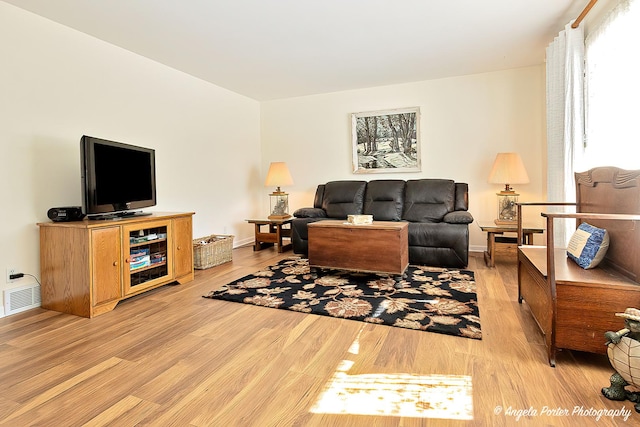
[{"x1": 203, "y1": 258, "x2": 481, "y2": 340}]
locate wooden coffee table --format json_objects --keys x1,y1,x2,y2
[{"x1": 307, "y1": 220, "x2": 409, "y2": 276}]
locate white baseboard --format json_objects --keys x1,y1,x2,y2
[
  {"x1": 234, "y1": 237, "x2": 254, "y2": 248},
  {"x1": 469, "y1": 245, "x2": 485, "y2": 254}
]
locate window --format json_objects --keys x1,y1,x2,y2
[{"x1": 581, "y1": 0, "x2": 640, "y2": 170}]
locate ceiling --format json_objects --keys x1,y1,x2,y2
[{"x1": 3, "y1": 0, "x2": 585, "y2": 101}]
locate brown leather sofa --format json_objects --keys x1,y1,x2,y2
[{"x1": 291, "y1": 179, "x2": 473, "y2": 268}]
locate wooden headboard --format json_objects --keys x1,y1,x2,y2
[{"x1": 574, "y1": 167, "x2": 640, "y2": 282}]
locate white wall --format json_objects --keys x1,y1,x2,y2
[
  {"x1": 0, "y1": 2, "x2": 550, "y2": 317},
  {"x1": 261, "y1": 66, "x2": 547, "y2": 252},
  {"x1": 0, "y1": 3, "x2": 262, "y2": 314}
]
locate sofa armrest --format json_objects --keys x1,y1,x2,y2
[
  {"x1": 443, "y1": 211, "x2": 473, "y2": 224},
  {"x1": 293, "y1": 207, "x2": 327, "y2": 218}
]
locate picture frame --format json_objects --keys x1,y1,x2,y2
[{"x1": 351, "y1": 107, "x2": 421, "y2": 174}]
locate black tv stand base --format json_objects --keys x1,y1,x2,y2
[{"x1": 89, "y1": 211, "x2": 153, "y2": 221}]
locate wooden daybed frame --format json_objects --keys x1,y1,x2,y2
[{"x1": 516, "y1": 167, "x2": 640, "y2": 367}]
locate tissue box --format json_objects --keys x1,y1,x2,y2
[{"x1": 347, "y1": 214, "x2": 373, "y2": 225}]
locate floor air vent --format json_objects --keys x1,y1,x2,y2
[{"x1": 4, "y1": 283, "x2": 41, "y2": 316}]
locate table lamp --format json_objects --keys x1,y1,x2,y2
[
  {"x1": 265, "y1": 162, "x2": 294, "y2": 219},
  {"x1": 487, "y1": 152, "x2": 529, "y2": 225}
]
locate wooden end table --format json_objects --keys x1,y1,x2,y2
[
  {"x1": 308, "y1": 220, "x2": 409, "y2": 277},
  {"x1": 246, "y1": 218, "x2": 292, "y2": 253},
  {"x1": 478, "y1": 221, "x2": 544, "y2": 267}
]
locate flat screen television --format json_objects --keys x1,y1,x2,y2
[{"x1": 81, "y1": 135, "x2": 156, "y2": 218}]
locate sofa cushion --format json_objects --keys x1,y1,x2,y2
[
  {"x1": 363, "y1": 180, "x2": 405, "y2": 221},
  {"x1": 321, "y1": 181, "x2": 367, "y2": 219},
  {"x1": 402, "y1": 179, "x2": 455, "y2": 223}
]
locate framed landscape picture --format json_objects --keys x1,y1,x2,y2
[{"x1": 351, "y1": 107, "x2": 421, "y2": 174}]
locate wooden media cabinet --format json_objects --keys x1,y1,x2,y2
[{"x1": 38, "y1": 212, "x2": 194, "y2": 318}]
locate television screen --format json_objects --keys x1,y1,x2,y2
[{"x1": 81, "y1": 135, "x2": 156, "y2": 217}]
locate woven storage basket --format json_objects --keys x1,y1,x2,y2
[{"x1": 193, "y1": 234, "x2": 234, "y2": 269}]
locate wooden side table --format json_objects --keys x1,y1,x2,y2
[
  {"x1": 478, "y1": 222, "x2": 544, "y2": 267},
  {"x1": 246, "y1": 218, "x2": 292, "y2": 253}
]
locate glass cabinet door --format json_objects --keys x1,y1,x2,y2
[{"x1": 123, "y1": 220, "x2": 173, "y2": 295}]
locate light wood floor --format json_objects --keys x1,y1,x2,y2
[{"x1": 0, "y1": 246, "x2": 635, "y2": 426}]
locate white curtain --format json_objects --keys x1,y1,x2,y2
[
  {"x1": 581, "y1": 0, "x2": 640, "y2": 170},
  {"x1": 546, "y1": 22, "x2": 585, "y2": 245}
]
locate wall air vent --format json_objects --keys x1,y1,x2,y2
[{"x1": 4, "y1": 283, "x2": 41, "y2": 316}]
